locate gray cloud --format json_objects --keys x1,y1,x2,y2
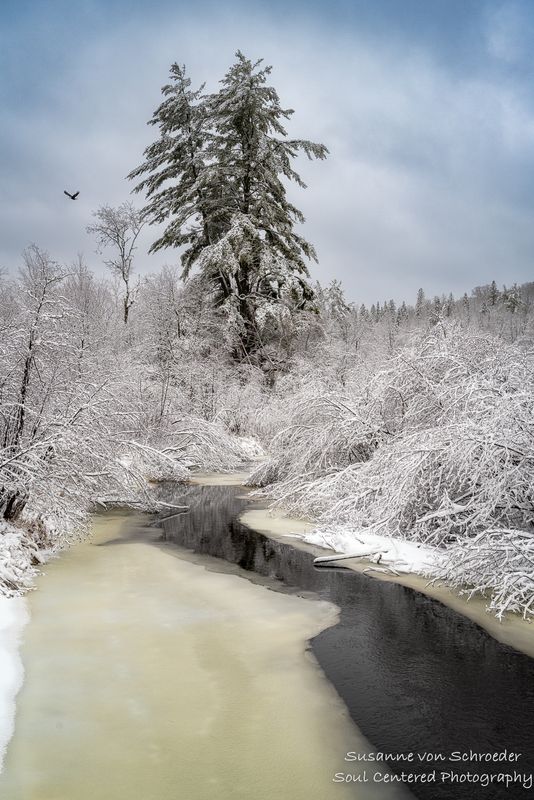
[{"x1": 1, "y1": 6, "x2": 533, "y2": 305}]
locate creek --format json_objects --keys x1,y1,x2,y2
[{"x1": 1, "y1": 477, "x2": 534, "y2": 799}]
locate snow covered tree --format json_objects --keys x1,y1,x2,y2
[
  {"x1": 62, "y1": 255, "x2": 115, "y2": 364},
  {"x1": 502, "y1": 283, "x2": 521, "y2": 313},
  {"x1": 0, "y1": 247, "x2": 128, "y2": 530},
  {"x1": 0, "y1": 247, "x2": 67, "y2": 520},
  {"x1": 489, "y1": 280, "x2": 499, "y2": 306},
  {"x1": 127, "y1": 65, "x2": 215, "y2": 272},
  {"x1": 129, "y1": 52, "x2": 328, "y2": 359},
  {"x1": 87, "y1": 203, "x2": 145, "y2": 324},
  {"x1": 396, "y1": 301, "x2": 408, "y2": 324},
  {"x1": 462, "y1": 292, "x2": 470, "y2": 320},
  {"x1": 318, "y1": 280, "x2": 351, "y2": 322},
  {"x1": 415, "y1": 287, "x2": 425, "y2": 318}
]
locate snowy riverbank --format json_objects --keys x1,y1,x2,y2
[
  {"x1": 304, "y1": 526, "x2": 442, "y2": 576},
  {"x1": 241, "y1": 507, "x2": 534, "y2": 660},
  {"x1": 0, "y1": 522, "x2": 41, "y2": 597},
  {"x1": 0, "y1": 596, "x2": 28, "y2": 773}
]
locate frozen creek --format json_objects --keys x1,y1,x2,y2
[
  {"x1": 0, "y1": 492, "x2": 406, "y2": 799},
  {"x1": 2, "y1": 475, "x2": 534, "y2": 800}
]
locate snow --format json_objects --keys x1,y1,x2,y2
[
  {"x1": 0, "y1": 522, "x2": 35, "y2": 772},
  {"x1": 248, "y1": 323, "x2": 534, "y2": 618},
  {"x1": 241, "y1": 508, "x2": 442, "y2": 576},
  {"x1": 0, "y1": 523, "x2": 39, "y2": 597},
  {"x1": 303, "y1": 526, "x2": 443, "y2": 575},
  {"x1": 0, "y1": 595, "x2": 28, "y2": 773},
  {"x1": 241, "y1": 506, "x2": 534, "y2": 658},
  {"x1": 235, "y1": 436, "x2": 265, "y2": 461}
]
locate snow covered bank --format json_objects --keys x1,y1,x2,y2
[
  {"x1": 249, "y1": 324, "x2": 534, "y2": 619},
  {"x1": 0, "y1": 596, "x2": 28, "y2": 773},
  {"x1": 241, "y1": 506, "x2": 534, "y2": 659},
  {"x1": 0, "y1": 523, "x2": 40, "y2": 597},
  {"x1": 0, "y1": 423, "x2": 265, "y2": 596},
  {"x1": 0, "y1": 524, "x2": 33, "y2": 773},
  {"x1": 304, "y1": 526, "x2": 443, "y2": 576}
]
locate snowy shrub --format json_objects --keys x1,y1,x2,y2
[
  {"x1": 252, "y1": 323, "x2": 534, "y2": 616},
  {"x1": 247, "y1": 391, "x2": 384, "y2": 489},
  {"x1": 164, "y1": 416, "x2": 262, "y2": 472},
  {"x1": 436, "y1": 530, "x2": 534, "y2": 619}
]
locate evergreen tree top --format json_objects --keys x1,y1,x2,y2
[
  {"x1": 128, "y1": 52, "x2": 328, "y2": 359},
  {"x1": 128, "y1": 52, "x2": 328, "y2": 279}
]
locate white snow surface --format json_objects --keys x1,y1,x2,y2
[
  {"x1": 0, "y1": 595, "x2": 28, "y2": 773},
  {"x1": 236, "y1": 436, "x2": 266, "y2": 461},
  {"x1": 302, "y1": 526, "x2": 443, "y2": 575},
  {"x1": 0, "y1": 522, "x2": 39, "y2": 596},
  {"x1": 0, "y1": 521, "x2": 34, "y2": 773}
]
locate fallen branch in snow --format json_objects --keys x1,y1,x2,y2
[{"x1": 314, "y1": 552, "x2": 381, "y2": 565}]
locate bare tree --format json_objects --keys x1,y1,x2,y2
[{"x1": 87, "y1": 203, "x2": 145, "y2": 323}]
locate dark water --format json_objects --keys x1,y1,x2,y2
[{"x1": 158, "y1": 483, "x2": 534, "y2": 800}]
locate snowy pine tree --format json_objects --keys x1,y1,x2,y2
[
  {"x1": 503, "y1": 283, "x2": 521, "y2": 313},
  {"x1": 129, "y1": 52, "x2": 328, "y2": 359},
  {"x1": 415, "y1": 287, "x2": 425, "y2": 318},
  {"x1": 489, "y1": 279, "x2": 499, "y2": 307}
]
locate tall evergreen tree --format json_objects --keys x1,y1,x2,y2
[
  {"x1": 462, "y1": 292, "x2": 471, "y2": 319},
  {"x1": 489, "y1": 279, "x2": 499, "y2": 307},
  {"x1": 129, "y1": 52, "x2": 328, "y2": 359},
  {"x1": 415, "y1": 287, "x2": 425, "y2": 318}
]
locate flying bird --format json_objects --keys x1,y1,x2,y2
[{"x1": 64, "y1": 190, "x2": 79, "y2": 200}]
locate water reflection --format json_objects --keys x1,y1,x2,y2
[{"x1": 160, "y1": 484, "x2": 534, "y2": 800}]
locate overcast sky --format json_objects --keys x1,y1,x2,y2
[{"x1": 1, "y1": 0, "x2": 534, "y2": 304}]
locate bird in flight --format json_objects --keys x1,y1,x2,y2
[{"x1": 64, "y1": 190, "x2": 79, "y2": 200}]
